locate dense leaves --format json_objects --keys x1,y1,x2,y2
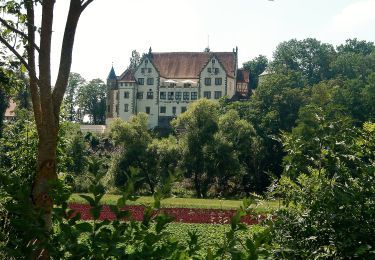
[
  {"x1": 2, "y1": 36, "x2": 375, "y2": 258},
  {"x1": 77, "y1": 78, "x2": 107, "y2": 124}
]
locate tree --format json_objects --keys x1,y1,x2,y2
[
  {"x1": 0, "y1": 68, "x2": 12, "y2": 137},
  {"x1": 272, "y1": 38, "x2": 336, "y2": 85},
  {"x1": 77, "y1": 78, "x2": 106, "y2": 124},
  {"x1": 66, "y1": 131, "x2": 87, "y2": 176},
  {"x1": 243, "y1": 54, "x2": 268, "y2": 89},
  {"x1": 146, "y1": 136, "x2": 180, "y2": 194},
  {"x1": 0, "y1": 0, "x2": 95, "y2": 255},
  {"x1": 64, "y1": 72, "x2": 86, "y2": 122},
  {"x1": 336, "y1": 38, "x2": 375, "y2": 56},
  {"x1": 128, "y1": 49, "x2": 140, "y2": 70},
  {"x1": 108, "y1": 113, "x2": 156, "y2": 192},
  {"x1": 172, "y1": 99, "x2": 219, "y2": 197},
  {"x1": 268, "y1": 115, "x2": 375, "y2": 258}
]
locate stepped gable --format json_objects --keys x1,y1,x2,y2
[
  {"x1": 118, "y1": 69, "x2": 136, "y2": 82},
  {"x1": 151, "y1": 52, "x2": 236, "y2": 79}
]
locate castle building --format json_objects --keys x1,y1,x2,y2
[{"x1": 106, "y1": 48, "x2": 249, "y2": 128}]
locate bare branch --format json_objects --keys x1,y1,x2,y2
[
  {"x1": 25, "y1": 0, "x2": 42, "y2": 129},
  {"x1": 53, "y1": 0, "x2": 94, "y2": 120},
  {"x1": 53, "y1": 0, "x2": 83, "y2": 114},
  {"x1": 81, "y1": 0, "x2": 94, "y2": 11},
  {"x1": 0, "y1": 17, "x2": 40, "y2": 52},
  {"x1": 38, "y1": 0, "x2": 56, "y2": 130}
]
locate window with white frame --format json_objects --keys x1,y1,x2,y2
[
  {"x1": 215, "y1": 78, "x2": 222, "y2": 85},
  {"x1": 175, "y1": 92, "x2": 182, "y2": 100},
  {"x1": 204, "y1": 78, "x2": 211, "y2": 86},
  {"x1": 168, "y1": 92, "x2": 174, "y2": 100},
  {"x1": 147, "y1": 78, "x2": 154, "y2": 85},
  {"x1": 183, "y1": 92, "x2": 189, "y2": 100},
  {"x1": 147, "y1": 91, "x2": 153, "y2": 99}
]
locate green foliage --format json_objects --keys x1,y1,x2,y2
[
  {"x1": 272, "y1": 38, "x2": 336, "y2": 85},
  {"x1": 108, "y1": 114, "x2": 153, "y2": 191},
  {"x1": 49, "y1": 164, "x2": 204, "y2": 259},
  {"x1": 242, "y1": 54, "x2": 268, "y2": 89},
  {"x1": 336, "y1": 38, "x2": 375, "y2": 56},
  {"x1": 173, "y1": 100, "x2": 261, "y2": 197},
  {"x1": 0, "y1": 110, "x2": 40, "y2": 258},
  {"x1": 128, "y1": 49, "x2": 141, "y2": 70},
  {"x1": 77, "y1": 78, "x2": 107, "y2": 124},
  {"x1": 267, "y1": 121, "x2": 375, "y2": 258},
  {"x1": 0, "y1": 66, "x2": 24, "y2": 137},
  {"x1": 66, "y1": 131, "x2": 87, "y2": 176},
  {"x1": 63, "y1": 72, "x2": 86, "y2": 122}
]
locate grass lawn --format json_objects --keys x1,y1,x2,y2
[
  {"x1": 167, "y1": 222, "x2": 264, "y2": 257},
  {"x1": 69, "y1": 193, "x2": 281, "y2": 213}
]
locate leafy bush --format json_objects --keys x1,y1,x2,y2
[{"x1": 264, "y1": 120, "x2": 375, "y2": 258}]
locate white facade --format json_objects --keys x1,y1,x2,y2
[{"x1": 106, "y1": 49, "x2": 245, "y2": 128}]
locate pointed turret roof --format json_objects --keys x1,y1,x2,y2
[{"x1": 107, "y1": 66, "x2": 117, "y2": 80}]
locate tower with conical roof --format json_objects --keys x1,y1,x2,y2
[{"x1": 106, "y1": 66, "x2": 118, "y2": 123}]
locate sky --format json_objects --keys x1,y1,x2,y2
[{"x1": 49, "y1": 0, "x2": 375, "y2": 82}]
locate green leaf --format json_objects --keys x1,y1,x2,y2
[
  {"x1": 75, "y1": 222, "x2": 93, "y2": 232},
  {"x1": 79, "y1": 194, "x2": 95, "y2": 207},
  {"x1": 90, "y1": 205, "x2": 102, "y2": 220}
]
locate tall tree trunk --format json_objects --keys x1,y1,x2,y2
[
  {"x1": 32, "y1": 127, "x2": 58, "y2": 232},
  {"x1": 31, "y1": 117, "x2": 58, "y2": 259}
]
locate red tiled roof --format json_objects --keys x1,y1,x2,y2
[
  {"x1": 151, "y1": 52, "x2": 236, "y2": 79},
  {"x1": 118, "y1": 69, "x2": 136, "y2": 82}
]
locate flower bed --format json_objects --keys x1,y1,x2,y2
[{"x1": 68, "y1": 203, "x2": 261, "y2": 225}]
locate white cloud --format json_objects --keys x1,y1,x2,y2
[{"x1": 332, "y1": 0, "x2": 375, "y2": 29}]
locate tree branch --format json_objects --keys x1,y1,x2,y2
[
  {"x1": 38, "y1": 0, "x2": 56, "y2": 131},
  {"x1": 0, "y1": 17, "x2": 40, "y2": 52},
  {"x1": 81, "y1": 0, "x2": 94, "y2": 11},
  {"x1": 25, "y1": 0, "x2": 42, "y2": 129},
  {"x1": 0, "y1": 34, "x2": 39, "y2": 83},
  {"x1": 53, "y1": 0, "x2": 85, "y2": 117}
]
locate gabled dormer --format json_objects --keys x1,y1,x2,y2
[
  {"x1": 199, "y1": 54, "x2": 227, "y2": 99},
  {"x1": 134, "y1": 53, "x2": 160, "y2": 87}
]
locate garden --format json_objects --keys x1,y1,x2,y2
[{"x1": 1, "y1": 6, "x2": 375, "y2": 255}]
